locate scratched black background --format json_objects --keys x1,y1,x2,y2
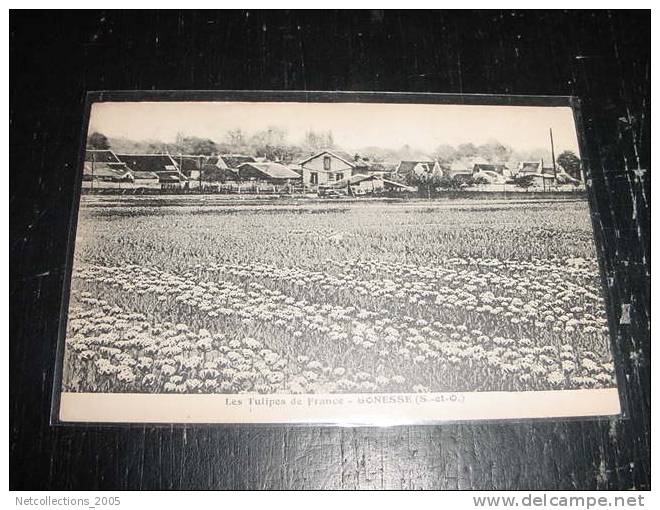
[{"x1": 10, "y1": 10, "x2": 650, "y2": 490}]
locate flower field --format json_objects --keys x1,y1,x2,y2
[{"x1": 62, "y1": 197, "x2": 617, "y2": 394}]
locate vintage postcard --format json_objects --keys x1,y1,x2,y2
[{"x1": 54, "y1": 92, "x2": 622, "y2": 424}]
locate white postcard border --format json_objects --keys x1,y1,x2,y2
[{"x1": 59, "y1": 388, "x2": 621, "y2": 424}]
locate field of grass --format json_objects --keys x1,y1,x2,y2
[{"x1": 62, "y1": 196, "x2": 616, "y2": 394}]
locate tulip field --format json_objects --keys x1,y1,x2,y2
[{"x1": 62, "y1": 196, "x2": 617, "y2": 394}]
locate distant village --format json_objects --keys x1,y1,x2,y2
[{"x1": 83, "y1": 142, "x2": 584, "y2": 197}]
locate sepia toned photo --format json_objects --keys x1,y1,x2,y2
[{"x1": 55, "y1": 93, "x2": 621, "y2": 424}]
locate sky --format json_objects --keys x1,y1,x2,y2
[{"x1": 88, "y1": 101, "x2": 581, "y2": 156}]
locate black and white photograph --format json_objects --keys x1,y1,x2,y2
[
  {"x1": 11, "y1": 7, "x2": 651, "y2": 493},
  {"x1": 55, "y1": 94, "x2": 621, "y2": 423}
]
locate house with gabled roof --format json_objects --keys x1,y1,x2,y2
[
  {"x1": 82, "y1": 161, "x2": 133, "y2": 183},
  {"x1": 471, "y1": 162, "x2": 509, "y2": 184},
  {"x1": 515, "y1": 160, "x2": 580, "y2": 188},
  {"x1": 116, "y1": 154, "x2": 188, "y2": 188},
  {"x1": 201, "y1": 154, "x2": 257, "y2": 183},
  {"x1": 83, "y1": 150, "x2": 134, "y2": 186},
  {"x1": 85, "y1": 149, "x2": 132, "y2": 173},
  {"x1": 395, "y1": 160, "x2": 443, "y2": 182},
  {"x1": 237, "y1": 162, "x2": 301, "y2": 184},
  {"x1": 472, "y1": 162, "x2": 508, "y2": 175},
  {"x1": 299, "y1": 150, "x2": 370, "y2": 189},
  {"x1": 517, "y1": 160, "x2": 563, "y2": 179}
]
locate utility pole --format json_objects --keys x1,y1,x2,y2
[
  {"x1": 550, "y1": 128, "x2": 557, "y2": 187},
  {"x1": 91, "y1": 151, "x2": 95, "y2": 192},
  {"x1": 179, "y1": 153, "x2": 186, "y2": 192}
]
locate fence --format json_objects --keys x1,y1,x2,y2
[{"x1": 81, "y1": 181, "x2": 308, "y2": 195}]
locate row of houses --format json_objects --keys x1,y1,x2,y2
[
  {"x1": 84, "y1": 150, "x2": 302, "y2": 189},
  {"x1": 84, "y1": 149, "x2": 390, "y2": 191},
  {"x1": 393, "y1": 157, "x2": 581, "y2": 188},
  {"x1": 83, "y1": 148, "x2": 581, "y2": 193}
]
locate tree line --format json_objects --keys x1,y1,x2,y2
[{"x1": 87, "y1": 128, "x2": 340, "y2": 164}]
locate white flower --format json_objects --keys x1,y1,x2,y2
[{"x1": 547, "y1": 371, "x2": 565, "y2": 386}]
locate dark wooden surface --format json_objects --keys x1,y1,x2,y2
[{"x1": 10, "y1": 10, "x2": 650, "y2": 490}]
